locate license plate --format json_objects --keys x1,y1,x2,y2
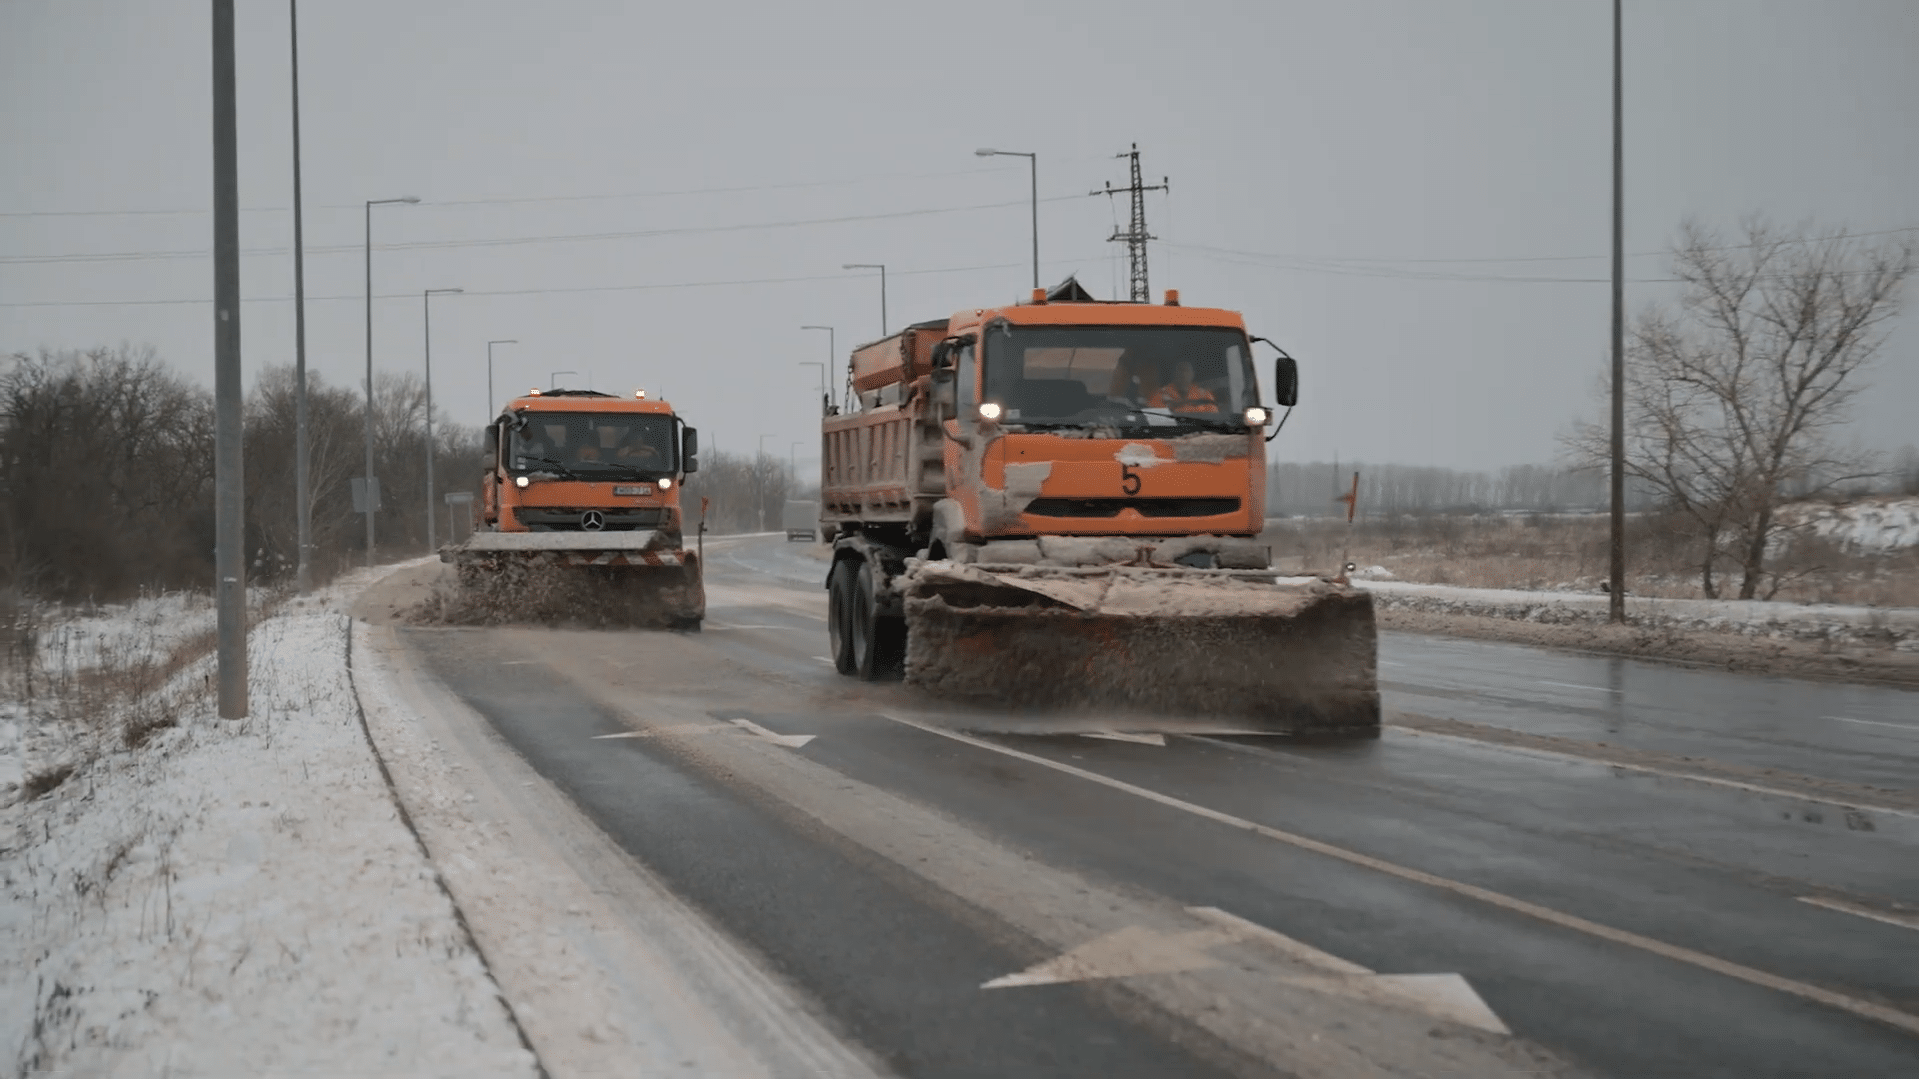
[{"x1": 613, "y1": 485, "x2": 652, "y2": 496}]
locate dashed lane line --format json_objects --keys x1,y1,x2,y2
[
  {"x1": 882, "y1": 712, "x2": 1919, "y2": 1038},
  {"x1": 1383, "y1": 724, "x2": 1919, "y2": 820},
  {"x1": 1822, "y1": 715, "x2": 1919, "y2": 733},
  {"x1": 1798, "y1": 896, "x2": 1919, "y2": 932}
]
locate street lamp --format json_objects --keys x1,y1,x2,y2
[
  {"x1": 976, "y1": 148, "x2": 1039, "y2": 290},
  {"x1": 551, "y1": 369, "x2": 580, "y2": 388},
  {"x1": 364, "y1": 195, "x2": 420, "y2": 568},
  {"x1": 423, "y1": 287, "x2": 463, "y2": 550},
  {"x1": 801, "y1": 324, "x2": 835, "y2": 413},
  {"x1": 486, "y1": 339, "x2": 517, "y2": 418},
  {"x1": 841, "y1": 263, "x2": 887, "y2": 337}
]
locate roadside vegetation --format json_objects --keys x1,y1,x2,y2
[{"x1": 1266, "y1": 503, "x2": 1919, "y2": 608}]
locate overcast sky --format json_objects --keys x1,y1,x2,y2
[{"x1": 4, "y1": 0, "x2": 1915, "y2": 474}]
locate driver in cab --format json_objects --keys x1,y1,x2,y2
[{"x1": 1150, "y1": 360, "x2": 1219, "y2": 415}]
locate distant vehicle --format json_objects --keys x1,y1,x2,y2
[
  {"x1": 816, "y1": 277, "x2": 1378, "y2": 736},
  {"x1": 440, "y1": 387, "x2": 705, "y2": 629},
  {"x1": 783, "y1": 500, "x2": 820, "y2": 542}
]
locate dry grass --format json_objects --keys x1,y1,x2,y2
[
  {"x1": 1261, "y1": 513, "x2": 1919, "y2": 607},
  {"x1": 3, "y1": 588, "x2": 287, "y2": 802}
]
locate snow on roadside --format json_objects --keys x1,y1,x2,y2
[
  {"x1": 0, "y1": 597, "x2": 538, "y2": 1077},
  {"x1": 1358, "y1": 579, "x2": 1919, "y2": 651}
]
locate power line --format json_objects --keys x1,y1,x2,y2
[
  {"x1": 0, "y1": 194, "x2": 1092, "y2": 267},
  {"x1": 0, "y1": 257, "x2": 1078, "y2": 309},
  {"x1": 0, "y1": 159, "x2": 1050, "y2": 219}
]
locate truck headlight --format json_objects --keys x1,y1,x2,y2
[
  {"x1": 978, "y1": 402, "x2": 1003, "y2": 421},
  {"x1": 515, "y1": 475, "x2": 530, "y2": 488},
  {"x1": 1243, "y1": 406, "x2": 1270, "y2": 426},
  {"x1": 659, "y1": 477, "x2": 673, "y2": 489}
]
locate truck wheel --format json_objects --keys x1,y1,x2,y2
[
  {"x1": 853, "y1": 561, "x2": 906, "y2": 681},
  {"x1": 827, "y1": 560, "x2": 857, "y2": 675}
]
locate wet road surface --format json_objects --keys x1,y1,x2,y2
[{"x1": 384, "y1": 534, "x2": 1919, "y2": 1077}]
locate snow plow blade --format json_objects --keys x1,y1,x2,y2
[
  {"x1": 902, "y1": 564, "x2": 1378, "y2": 737},
  {"x1": 437, "y1": 530, "x2": 704, "y2": 626}
]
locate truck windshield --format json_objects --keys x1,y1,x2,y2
[
  {"x1": 509, "y1": 412, "x2": 676, "y2": 475},
  {"x1": 980, "y1": 325, "x2": 1258, "y2": 429}
]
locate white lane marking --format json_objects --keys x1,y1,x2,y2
[
  {"x1": 983, "y1": 906, "x2": 1507, "y2": 1034},
  {"x1": 811, "y1": 656, "x2": 834, "y2": 665},
  {"x1": 1186, "y1": 906, "x2": 1369, "y2": 975},
  {"x1": 730, "y1": 718, "x2": 815, "y2": 749},
  {"x1": 1798, "y1": 896, "x2": 1919, "y2": 932},
  {"x1": 1534, "y1": 680, "x2": 1610, "y2": 692},
  {"x1": 885, "y1": 713, "x2": 1919, "y2": 1038},
  {"x1": 1822, "y1": 715, "x2": 1919, "y2": 732},
  {"x1": 706, "y1": 623, "x2": 791, "y2": 631},
  {"x1": 591, "y1": 723, "x2": 724, "y2": 740},
  {"x1": 982, "y1": 924, "x2": 1226, "y2": 988},
  {"x1": 1082, "y1": 731, "x2": 1167, "y2": 746},
  {"x1": 1383, "y1": 725, "x2": 1919, "y2": 820}
]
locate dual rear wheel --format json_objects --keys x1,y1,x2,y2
[{"x1": 827, "y1": 558, "x2": 905, "y2": 680}]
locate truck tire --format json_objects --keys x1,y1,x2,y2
[
  {"x1": 827, "y1": 560, "x2": 857, "y2": 674},
  {"x1": 853, "y1": 561, "x2": 905, "y2": 681}
]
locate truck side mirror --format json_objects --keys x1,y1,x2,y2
[
  {"x1": 1273, "y1": 356, "x2": 1299, "y2": 408},
  {"x1": 681, "y1": 426, "x2": 699, "y2": 473}
]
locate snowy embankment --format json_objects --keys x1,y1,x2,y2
[
  {"x1": 0, "y1": 591, "x2": 537, "y2": 1076},
  {"x1": 1356, "y1": 579, "x2": 1919, "y2": 652},
  {"x1": 1780, "y1": 496, "x2": 1919, "y2": 554}
]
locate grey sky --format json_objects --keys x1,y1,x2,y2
[{"x1": 4, "y1": 0, "x2": 1915, "y2": 474}]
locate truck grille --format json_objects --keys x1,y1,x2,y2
[
  {"x1": 1022, "y1": 498, "x2": 1241, "y2": 519},
  {"x1": 520, "y1": 507, "x2": 665, "y2": 531}
]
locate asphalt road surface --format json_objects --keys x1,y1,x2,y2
[{"x1": 371, "y1": 533, "x2": 1919, "y2": 1078}]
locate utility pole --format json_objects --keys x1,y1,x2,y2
[
  {"x1": 211, "y1": 0, "x2": 247, "y2": 717},
  {"x1": 289, "y1": 0, "x2": 311, "y2": 594},
  {"x1": 1608, "y1": 0, "x2": 1626, "y2": 622},
  {"x1": 1096, "y1": 144, "x2": 1168, "y2": 303}
]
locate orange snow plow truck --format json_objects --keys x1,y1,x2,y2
[
  {"x1": 819, "y1": 280, "x2": 1378, "y2": 735},
  {"x1": 441, "y1": 387, "x2": 705, "y2": 628}
]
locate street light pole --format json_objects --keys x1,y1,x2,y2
[
  {"x1": 486, "y1": 339, "x2": 517, "y2": 419},
  {"x1": 801, "y1": 324, "x2": 835, "y2": 412},
  {"x1": 842, "y1": 264, "x2": 886, "y2": 337},
  {"x1": 551, "y1": 369, "x2": 579, "y2": 389},
  {"x1": 364, "y1": 195, "x2": 419, "y2": 567},
  {"x1": 213, "y1": 0, "x2": 247, "y2": 717},
  {"x1": 423, "y1": 287, "x2": 463, "y2": 551},
  {"x1": 288, "y1": 0, "x2": 311, "y2": 593},
  {"x1": 1608, "y1": 0, "x2": 1626, "y2": 623},
  {"x1": 976, "y1": 148, "x2": 1039, "y2": 289}
]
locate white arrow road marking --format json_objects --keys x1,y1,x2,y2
[
  {"x1": 730, "y1": 718, "x2": 816, "y2": 749},
  {"x1": 983, "y1": 906, "x2": 1508, "y2": 1034},
  {"x1": 1081, "y1": 731, "x2": 1167, "y2": 746},
  {"x1": 981, "y1": 925, "x2": 1230, "y2": 988},
  {"x1": 1798, "y1": 896, "x2": 1919, "y2": 931},
  {"x1": 592, "y1": 723, "x2": 726, "y2": 740},
  {"x1": 1188, "y1": 907, "x2": 1507, "y2": 1034}
]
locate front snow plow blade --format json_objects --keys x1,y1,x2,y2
[
  {"x1": 438, "y1": 530, "x2": 704, "y2": 627},
  {"x1": 902, "y1": 564, "x2": 1378, "y2": 737}
]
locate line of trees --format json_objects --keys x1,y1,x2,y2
[{"x1": 1, "y1": 347, "x2": 479, "y2": 603}]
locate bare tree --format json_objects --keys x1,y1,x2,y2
[{"x1": 1578, "y1": 217, "x2": 1912, "y2": 599}]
